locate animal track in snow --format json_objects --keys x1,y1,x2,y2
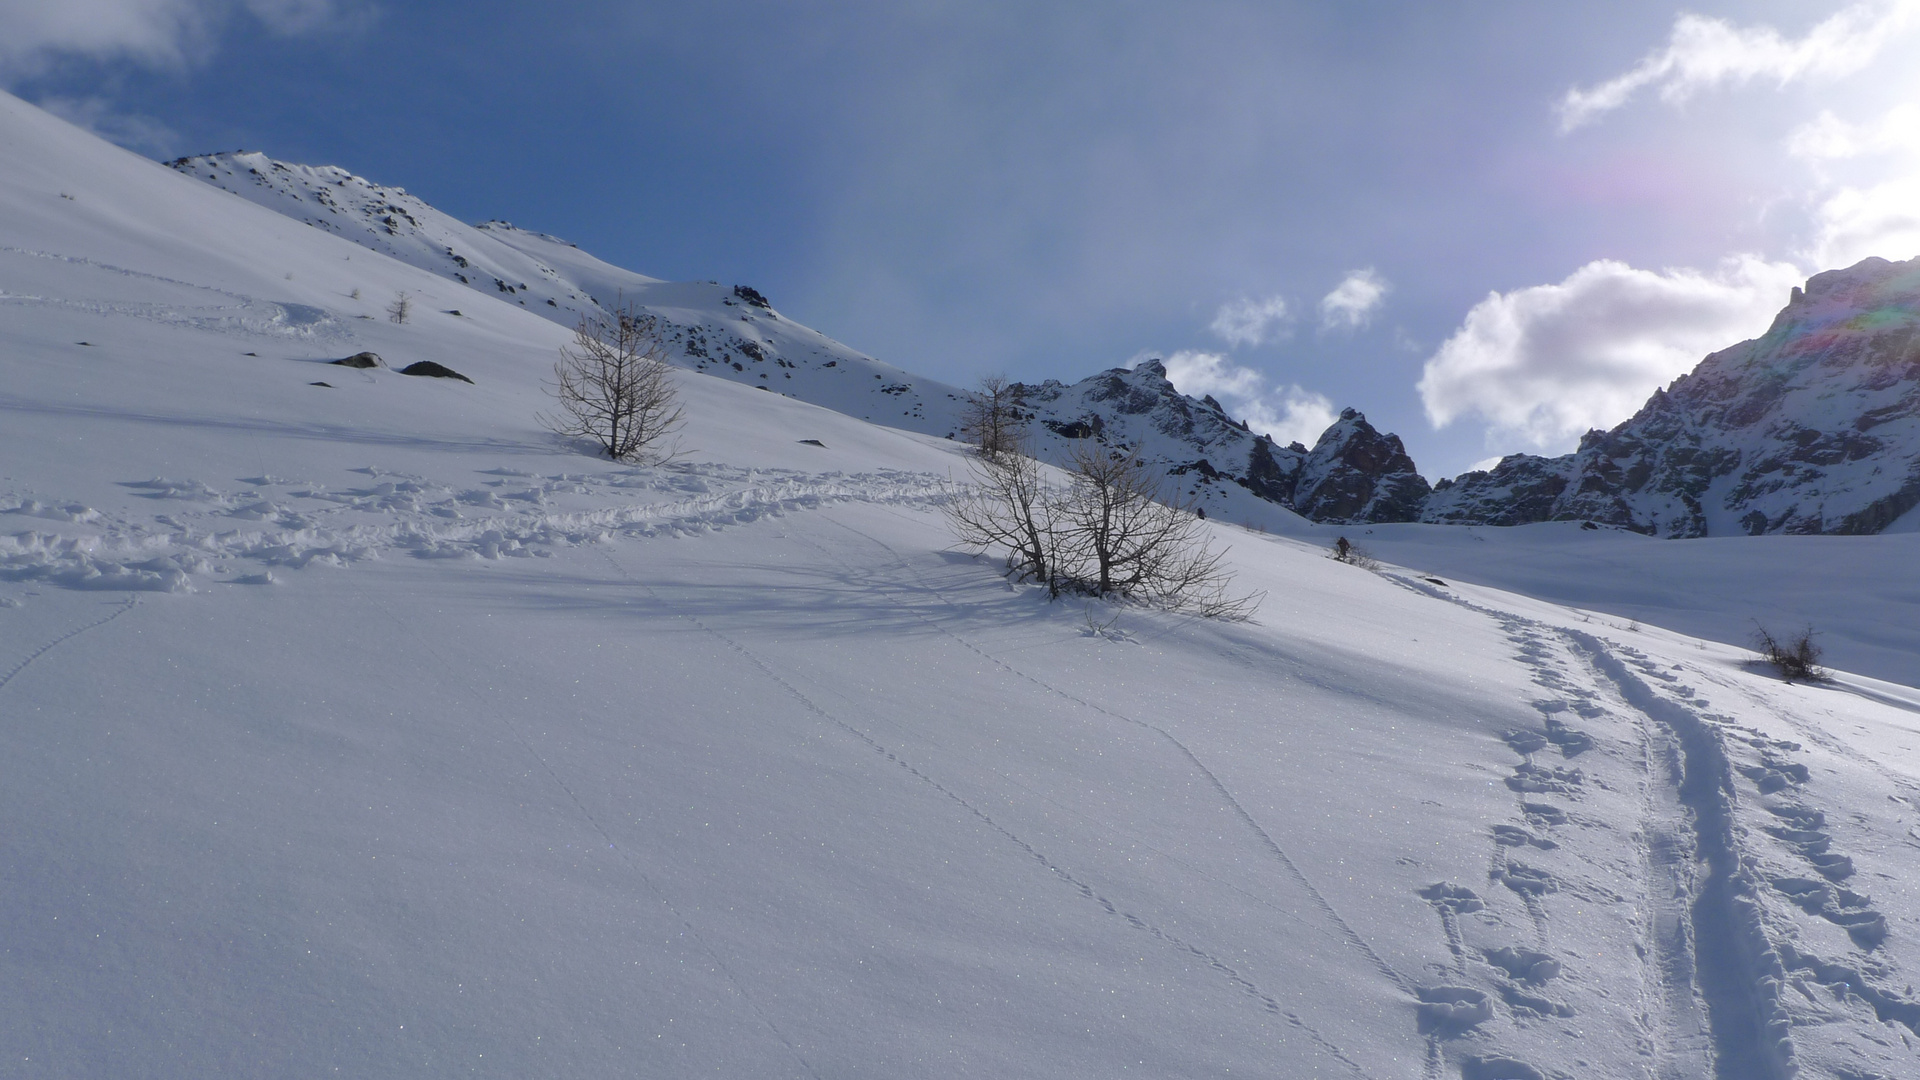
[
  {"x1": 1459, "y1": 1055, "x2": 1545, "y2": 1080},
  {"x1": 1482, "y1": 946, "x2": 1560, "y2": 984},
  {"x1": 1506, "y1": 763, "x2": 1583, "y2": 795},
  {"x1": 1491, "y1": 825, "x2": 1557, "y2": 851},
  {"x1": 1414, "y1": 986, "x2": 1493, "y2": 1036}
]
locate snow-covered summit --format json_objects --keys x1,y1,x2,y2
[
  {"x1": 167, "y1": 150, "x2": 974, "y2": 436},
  {"x1": 1426, "y1": 256, "x2": 1920, "y2": 536}
]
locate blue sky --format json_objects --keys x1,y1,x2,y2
[{"x1": 6, "y1": 0, "x2": 1918, "y2": 477}]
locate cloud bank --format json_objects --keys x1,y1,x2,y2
[
  {"x1": 1417, "y1": 256, "x2": 1803, "y2": 451},
  {"x1": 0, "y1": 0, "x2": 352, "y2": 77},
  {"x1": 1318, "y1": 269, "x2": 1387, "y2": 330},
  {"x1": 1558, "y1": 1, "x2": 1917, "y2": 131},
  {"x1": 1208, "y1": 295, "x2": 1291, "y2": 348},
  {"x1": 1790, "y1": 104, "x2": 1920, "y2": 266},
  {"x1": 1160, "y1": 350, "x2": 1337, "y2": 448}
]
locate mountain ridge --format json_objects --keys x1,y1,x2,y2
[{"x1": 167, "y1": 150, "x2": 1920, "y2": 537}]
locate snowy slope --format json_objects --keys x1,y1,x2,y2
[
  {"x1": 166, "y1": 150, "x2": 1455, "y2": 531},
  {"x1": 9, "y1": 91, "x2": 1920, "y2": 1080},
  {"x1": 167, "y1": 151, "x2": 976, "y2": 437}
]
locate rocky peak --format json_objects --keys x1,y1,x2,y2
[
  {"x1": 1425, "y1": 255, "x2": 1920, "y2": 535},
  {"x1": 1292, "y1": 409, "x2": 1432, "y2": 523},
  {"x1": 1004, "y1": 366, "x2": 1436, "y2": 525}
]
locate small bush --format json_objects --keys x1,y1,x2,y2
[
  {"x1": 945, "y1": 441, "x2": 1258, "y2": 619},
  {"x1": 1754, "y1": 624, "x2": 1825, "y2": 682}
]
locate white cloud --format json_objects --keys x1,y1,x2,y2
[
  {"x1": 1788, "y1": 104, "x2": 1920, "y2": 267},
  {"x1": 1318, "y1": 268, "x2": 1387, "y2": 330},
  {"x1": 1208, "y1": 295, "x2": 1291, "y2": 348},
  {"x1": 0, "y1": 0, "x2": 354, "y2": 78},
  {"x1": 1161, "y1": 349, "x2": 1338, "y2": 448},
  {"x1": 1789, "y1": 103, "x2": 1920, "y2": 162},
  {"x1": 242, "y1": 0, "x2": 342, "y2": 34},
  {"x1": 1810, "y1": 176, "x2": 1920, "y2": 267},
  {"x1": 34, "y1": 94, "x2": 178, "y2": 154},
  {"x1": 1417, "y1": 255, "x2": 1804, "y2": 451},
  {"x1": 1558, "y1": 1, "x2": 1919, "y2": 131},
  {"x1": 0, "y1": 0, "x2": 206, "y2": 74}
]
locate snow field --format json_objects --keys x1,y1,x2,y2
[{"x1": 8, "y1": 86, "x2": 1920, "y2": 1079}]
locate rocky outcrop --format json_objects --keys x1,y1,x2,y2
[
  {"x1": 1293, "y1": 409, "x2": 1432, "y2": 523},
  {"x1": 1007, "y1": 362, "x2": 1429, "y2": 525},
  {"x1": 1425, "y1": 256, "x2": 1920, "y2": 536}
]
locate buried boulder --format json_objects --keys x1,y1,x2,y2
[
  {"x1": 330, "y1": 351, "x2": 382, "y2": 368},
  {"x1": 399, "y1": 361, "x2": 473, "y2": 384}
]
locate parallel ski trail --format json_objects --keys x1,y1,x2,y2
[
  {"x1": 814, "y1": 515, "x2": 1414, "y2": 997},
  {"x1": 1388, "y1": 572, "x2": 1794, "y2": 1080},
  {"x1": 601, "y1": 544, "x2": 1380, "y2": 1080},
  {"x1": 0, "y1": 593, "x2": 137, "y2": 696}
]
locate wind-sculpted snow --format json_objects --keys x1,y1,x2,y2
[{"x1": 2, "y1": 464, "x2": 948, "y2": 594}]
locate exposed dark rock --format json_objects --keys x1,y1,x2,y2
[
  {"x1": 399, "y1": 361, "x2": 473, "y2": 383},
  {"x1": 1291, "y1": 409, "x2": 1432, "y2": 523},
  {"x1": 330, "y1": 351, "x2": 382, "y2": 368},
  {"x1": 1424, "y1": 255, "x2": 1920, "y2": 535}
]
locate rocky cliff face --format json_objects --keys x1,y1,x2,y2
[
  {"x1": 1425, "y1": 256, "x2": 1920, "y2": 536},
  {"x1": 1008, "y1": 363, "x2": 1426, "y2": 525},
  {"x1": 1293, "y1": 409, "x2": 1432, "y2": 523}
]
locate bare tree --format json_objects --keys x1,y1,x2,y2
[
  {"x1": 1054, "y1": 444, "x2": 1257, "y2": 617},
  {"x1": 387, "y1": 291, "x2": 412, "y2": 324},
  {"x1": 945, "y1": 440, "x2": 1059, "y2": 592},
  {"x1": 945, "y1": 440, "x2": 1257, "y2": 618},
  {"x1": 959, "y1": 375, "x2": 1024, "y2": 460},
  {"x1": 541, "y1": 306, "x2": 684, "y2": 463}
]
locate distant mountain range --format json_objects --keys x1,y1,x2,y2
[
  {"x1": 170, "y1": 152, "x2": 1920, "y2": 536},
  {"x1": 1424, "y1": 257, "x2": 1920, "y2": 536}
]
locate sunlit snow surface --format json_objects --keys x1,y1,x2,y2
[{"x1": 7, "y1": 90, "x2": 1920, "y2": 1079}]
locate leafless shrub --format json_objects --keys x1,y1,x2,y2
[
  {"x1": 1754, "y1": 624, "x2": 1825, "y2": 682},
  {"x1": 945, "y1": 441, "x2": 1259, "y2": 619},
  {"x1": 387, "y1": 291, "x2": 412, "y2": 324},
  {"x1": 945, "y1": 442, "x2": 1058, "y2": 588},
  {"x1": 541, "y1": 306, "x2": 684, "y2": 463},
  {"x1": 959, "y1": 374, "x2": 1024, "y2": 460}
]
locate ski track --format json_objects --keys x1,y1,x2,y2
[
  {"x1": 1385, "y1": 571, "x2": 1920, "y2": 1080},
  {"x1": 805, "y1": 516, "x2": 1415, "y2": 1065},
  {"x1": 597, "y1": 542, "x2": 1381, "y2": 1080},
  {"x1": 0, "y1": 592, "x2": 136, "y2": 695},
  {"x1": 1395, "y1": 572, "x2": 1766, "y2": 1079},
  {"x1": 365, "y1": 592, "x2": 826, "y2": 1080},
  {"x1": 0, "y1": 463, "x2": 949, "y2": 594},
  {"x1": 17, "y1": 460, "x2": 1920, "y2": 1077}
]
